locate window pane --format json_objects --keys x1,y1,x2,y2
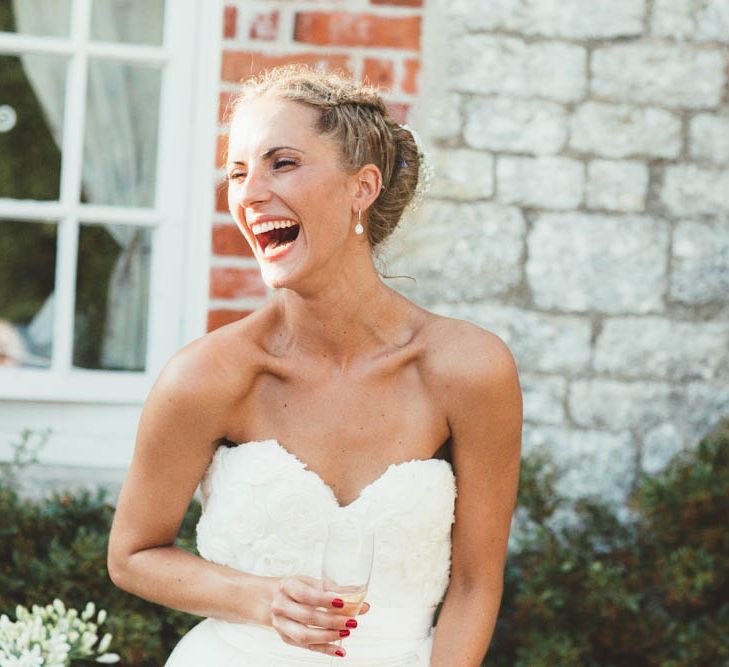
[
  {"x1": 73, "y1": 224, "x2": 151, "y2": 371},
  {"x1": 90, "y1": 0, "x2": 165, "y2": 46},
  {"x1": 0, "y1": 219, "x2": 56, "y2": 368},
  {"x1": 0, "y1": 0, "x2": 71, "y2": 37},
  {"x1": 82, "y1": 60, "x2": 161, "y2": 207},
  {"x1": 0, "y1": 53, "x2": 66, "y2": 200}
]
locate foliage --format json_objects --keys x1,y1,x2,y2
[
  {"x1": 0, "y1": 483, "x2": 200, "y2": 666},
  {"x1": 487, "y1": 417, "x2": 729, "y2": 667},
  {"x1": 0, "y1": 429, "x2": 52, "y2": 490}
]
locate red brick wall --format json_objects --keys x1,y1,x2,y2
[{"x1": 207, "y1": 0, "x2": 425, "y2": 331}]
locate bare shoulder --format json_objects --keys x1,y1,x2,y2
[
  {"x1": 415, "y1": 311, "x2": 523, "y2": 465},
  {"x1": 147, "y1": 306, "x2": 274, "y2": 427},
  {"x1": 419, "y1": 312, "x2": 521, "y2": 399}
]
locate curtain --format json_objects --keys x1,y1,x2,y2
[{"x1": 13, "y1": 0, "x2": 164, "y2": 370}]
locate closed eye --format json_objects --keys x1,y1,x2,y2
[{"x1": 273, "y1": 158, "x2": 297, "y2": 169}]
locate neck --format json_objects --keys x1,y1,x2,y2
[{"x1": 273, "y1": 260, "x2": 408, "y2": 369}]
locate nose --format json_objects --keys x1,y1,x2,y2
[{"x1": 237, "y1": 168, "x2": 272, "y2": 209}]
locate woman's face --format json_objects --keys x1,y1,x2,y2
[{"x1": 226, "y1": 96, "x2": 358, "y2": 290}]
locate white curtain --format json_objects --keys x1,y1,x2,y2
[{"x1": 14, "y1": 0, "x2": 164, "y2": 370}]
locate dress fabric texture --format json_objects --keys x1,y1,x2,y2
[{"x1": 166, "y1": 439, "x2": 457, "y2": 666}]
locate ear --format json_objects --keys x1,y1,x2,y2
[{"x1": 350, "y1": 164, "x2": 382, "y2": 216}]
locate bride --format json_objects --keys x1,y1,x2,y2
[{"x1": 107, "y1": 65, "x2": 522, "y2": 666}]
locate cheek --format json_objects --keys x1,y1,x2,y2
[{"x1": 227, "y1": 182, "x2": 239, "y2": 213}]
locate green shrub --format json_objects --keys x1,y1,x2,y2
[
  {"x1": 0, "y1": 485, "x2": 200, "y2": 666},
  {"x1": 488, "y1": 417, "x2": 729, "y2": 667}
]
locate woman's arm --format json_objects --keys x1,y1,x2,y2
[
  {"x1": 107, "y1": 339, "x2": 277, "y2": 623},
  {"x1": 429, "y1": 325, "x2": 523, "y2": 666},
  {"x1": 107, "y1": 336, "x2": 365, "y2": 658}
]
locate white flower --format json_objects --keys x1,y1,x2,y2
[
  {"x1": 265, "y1": 476, "x2": 331, "y2": 547},
  {"x1": 97, "y1": 632, "x2": 112, "y2": 654},
  {"x1": 96, "y1": 653, "x2": 120, "y2": 663},
  {"x1": 252, "y1": 534, "x2": 303, "y2": 577},
  {"x1": 81, "y1": 602, "x2": 95, "y2": 621},
  {"x1": 0, "y1": 599, "x2": 117, "y2": 667}
]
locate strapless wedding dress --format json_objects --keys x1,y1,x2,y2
[{"x1": 166, "y1": 439, "x2": 456, "y2": 666}]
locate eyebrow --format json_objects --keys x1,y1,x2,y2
[
  {"x1": 229, "y1": 146, "x2": 303, "y2": 166},
  {"x1": 260, "y1": 145, "x2": 303, "y2": 159}
]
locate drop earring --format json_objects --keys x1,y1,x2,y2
[{"x1": 354, "y1": 209, "x2": 364, "y2": 235}]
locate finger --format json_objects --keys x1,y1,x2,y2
[
  {"x1": 285, "y1": 603, "x2": 353, "y2": 631},
  {"x1": 282, "y1": 577, "x2": 348, "y2": 611},
  {"x1": 274, "y1": 616, "x2": 345, "y2": 647},
  {"x1": 308, "y1": 643, "x2": 346, "y2": 658},
  {"x1": 359, "y1": 602, "x2": 371, "y2": 615}
]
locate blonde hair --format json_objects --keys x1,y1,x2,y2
[{"x1": 230, "y1": 65, "x2": 420, "y2": 248}]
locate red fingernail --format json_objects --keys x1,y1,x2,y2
[
  {"x1": 335, "y1": 650, "x2": 345, "y2": 657},
  {"x1": 339, "y1": 629, "x2": 350, "y2": 637},
  {"x1": 345, "y1": 619, "x2": 357, "y2": 628},
  {"x1": 331, "y1": 598, "x2": 344, "y2": 608}
]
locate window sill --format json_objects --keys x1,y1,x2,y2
[{"x1": 0, "y1": 367, "x2": 152, "y2": 404}]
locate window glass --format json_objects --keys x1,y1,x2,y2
[
  {"x1": 0, "y1": 0, "x2": 71, "y2": 37},
  {"x1": 90, "y1": 0, "x2": 165, "y2": 46},
  {"x1": 82, "y1": 60, "x2": 161, "y2": 207},
  {"x1": 0, "y1": 53, "x2": 66, "y2": 200},
  {"x1": 73, "y1": 223, "x2": 151, "y2": 371},
  {"x1": 0, "y1": 219, "x2": 57, "y2": 368}
]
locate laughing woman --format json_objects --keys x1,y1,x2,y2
[{"x1": 108, "y1": 65, "x2": 522, "y2": 666}]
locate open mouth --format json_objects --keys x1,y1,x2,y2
[{"x1": 251, "y1": 220, "x2": 301, "y2": 258}]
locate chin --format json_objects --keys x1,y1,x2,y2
[{"x1": 258, "y1": 257, "x2": 305, "y2": 291}]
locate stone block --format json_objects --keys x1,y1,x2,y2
[
  {"x1": 640, "y1": 423, "x2": 685, "y2": 475},
  {"x1": 429, "y1": 148, "x2": 494, "y2": 200},
  {"x1": 570, "y1": 102, "x2": 682, "y2": 159},
  {"x1": 569, "y1": 379, "x2": 677, "y2": 431},
  {"x1": 521, "y1": 373, "x2": 567, "y2": 425},
  {"x1": 651, "y1": 0, "x2": 729, "y2": 43},
  {"x1": 689, "y1": 113, "x2": 729, "y2": 166},
  {"x1": 385, "y1": 201, "x2": 525, "y2": 303},
  {"x1": 522, "y1": 424, "x2": 635, "y2": 504},
  {"x1": 670, "y1": 220, "x2": 729, "y2": 305},
  {"x1": 446, "y1": 0, "x2": 645, "y2": 39},
  {"x1": 417, "y1": 91, "x2": 462, "y2": 143},
  {"x1": 591, "y1": 43, "x2": 726, "y2": 108},
  {"x1": 586, "y1": 160, "x2": 649, "y2": 212},
  {"x1": 449, "y1": 35, "x2": 586, "y2": 103},
  {"x1": 431, "y1": 303, "x2": 592, "y2": 375},
  {"x1": 661, "y1": 165, "x2": 729, "y2": 217},
  {"x1": 463, "y1": 96, "x2": 568, "y2": 155},
  {"x1": 641, "y1": 382, "x2": 729, "y2": 473},
  {"x1": 570, "y1": 379, "x2": 729, "y2": 457},
  {"x1": 526, "y1": 213, "x2": 669, "y2": 313},
  {"x1": 680, "y1": 383, "x2": 729, "y2": 444},
  {"x1": 594, "y1": 317, "x2": 729, "y2": 381},
  {"x1": 497, "y1": 156, "x2": 584, "y2": 209}
]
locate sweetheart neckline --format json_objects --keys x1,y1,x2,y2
[{"x1": 220, "y1": 438, "x2": 455, "y2": 510}]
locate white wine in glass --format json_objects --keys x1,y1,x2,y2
[{"x1": 321, "y1": 517, "x2": 374, "y2": 663}]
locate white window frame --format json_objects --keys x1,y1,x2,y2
[{"x1": 0, "y1": 0, "x2": 221, "y2": 404}]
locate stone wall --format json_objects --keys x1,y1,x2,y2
[{"x1": 385, "y1": 0, "x2": 729, "y2": 504}]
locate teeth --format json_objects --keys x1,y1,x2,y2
[{"x1": 251, "y1": 219, "x2": 298, "y2": 235}]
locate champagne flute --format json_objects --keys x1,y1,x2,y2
[{"x1": 321, "y1": 517, "x2": 374, "y2": 663}]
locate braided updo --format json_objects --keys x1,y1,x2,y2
[{"x1": 230, "y1": 65, "x2": 421, "y2": 248}]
